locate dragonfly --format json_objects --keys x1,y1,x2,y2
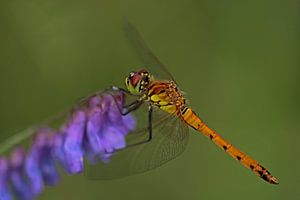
[
  {"x1": 0, "y1": 21, "x2": 278, "y2": 185},
  {"x1": 87, "y1": 21, "x2": 279, "y2": 184}
]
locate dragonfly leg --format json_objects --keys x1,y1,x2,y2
[
  {"x1": 124, "y1": 105, "x2": 153, "y2": 149},
  {"x1": 110, "y1": 93, "x2": 143, "y2": 115},
  {"x1": 109, "y1": 86, "x2": 144, "y2": 116},
  {"x1": 147, "y1": 105, "x2": 153, "y2": 141},
  {"x1": 104, "y1": 105, "x2": 153, "y2": 155},
  {"x1": 122, "y1": 100, "x2": 143, "y2": 115}
]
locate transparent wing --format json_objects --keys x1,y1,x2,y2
[
  {"x1": 124, "y1": 20, "x2": 176, "y2": 82},
  {"x1": 85, "y1": 104, "x2": 189, "y2": 180}
]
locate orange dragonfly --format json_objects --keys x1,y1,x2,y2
[
  {"x1": 87, "y1": 21, "x2": 279, "y2": 184},
  {"x1": 0, "y1": 21, "x2": 278, "y2": 185}
]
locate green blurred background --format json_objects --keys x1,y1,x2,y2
[{"x1": 0, "y1": 0, "x2": 299, "y2": 199}]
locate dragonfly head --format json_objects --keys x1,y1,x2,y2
[{"x1": 125, "y1": 69, "x2": 151, "y2": 95}]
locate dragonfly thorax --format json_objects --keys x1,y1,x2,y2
[
  {"x1": 147, "y1": 80, "x2": 186, "y2": 114},
  {"x1": 125, "y1": 69, "x2": 152, "y2": 95}
]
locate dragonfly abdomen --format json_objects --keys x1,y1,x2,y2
[{"x1": 181, "y1": 107, "x2": 279, "y2": 184}]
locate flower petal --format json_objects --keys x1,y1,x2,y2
[
  {"x1": 0, "y1": 157, "x2": 12, "y2": 200},
  {"x1": 63, "y1": 110, "x2": 86, "y2": 174},
  {"x1": 40, "y1": 156, "x2": 59, "y2": 186},
  {"x1": 104, "y1": 127, "x2": 126, "y2": 150},
  {"x1": 122, "y1": 114, "x2": 136, "y2": 132},
  {"x1": 86, "y1": 109, "x2": 104, "y2": 155},
  {"x1": 25, "y1": 149, "x2": 44, "y2": 195},
  {"x1": 10, "y1": 148, "x2": 33, "y2": 200}
]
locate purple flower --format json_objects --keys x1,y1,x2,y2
[
  {"x1": 25, "y1": 143, "x2": 44, "y2": 195},
  {"x1": 25, "y1": 128, "x2": 59, "y2": 195},
  {"x1": 84, "y1": 94, "x2": 136, "y2": 163},
  {"x1": 52, "y1": 133, "x2": 69, "y2": 172},
  {"x1": 63, "y1": 110, "x2": 87, "y2": 174},
  {"x1": 10, "y1": 148, "x2": 33, "y2": 200},
  {"x1": 86, "y1": 105, "x2": 105, "y2": 156},
  {"x1": 0, "y1": 157, "x2": 12, "y2": 200},
  {"x1": 0, "y1": 91, "x2": 136, "y2": 200}
]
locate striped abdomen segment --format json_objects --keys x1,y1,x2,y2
[{"x1": 181, "y1": 107, "x2": 279, "y2": 184}]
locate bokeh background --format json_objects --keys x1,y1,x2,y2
[{"x1": 0, "y1": 0, "x2": 299, "y2": 199}]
